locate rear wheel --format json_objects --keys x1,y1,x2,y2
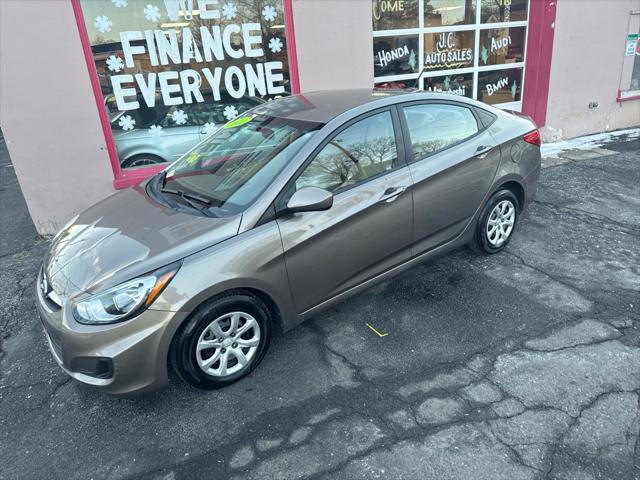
[
  {"x1": 470, "y1": 189, "x2": 519, "y2": 254},
  {"x1": 170, "y1": 293, "x2": 272, "y2": 390}
]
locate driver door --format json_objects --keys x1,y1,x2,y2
[{"x1": 276, "y1": 109, "x2": 414, "y2": 314}]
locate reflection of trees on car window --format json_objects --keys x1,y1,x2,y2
[
  {"x1": 297, "y1": 112, "x2": 398, "y2": 193},
  {"x1": 403, "y1": 104, "x2": 478, "y2": 159},
  {"x1": 350, "y1": 137, "x2": 396, "y2": 171},
  {"x1": 299, "y1": 143, "x2": 357, "y2": 191}
]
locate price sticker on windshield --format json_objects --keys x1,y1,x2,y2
[{"x1": 224, "y1": 115, "x2": 254, "y2": 129}]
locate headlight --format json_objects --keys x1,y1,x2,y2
[{"x1": 72, "y1": 261, "x2": 181, "y2": 325}]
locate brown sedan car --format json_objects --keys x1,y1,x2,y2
[{"x1": 36, "y1": 89, "x2": 541, "y2": 395}]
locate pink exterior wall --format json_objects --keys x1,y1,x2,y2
[
  {"x1": 0, "y1": 0, "x2": 114, "y2": 235},
  {"x1": 291, "y1": 0, "x2": 373, "y2": 92},
  {"x1": 543, "y1": 0, "x2": 640, "y2": 140}
]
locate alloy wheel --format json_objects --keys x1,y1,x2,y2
[
  {"x1": 195, "y1": 312, "x2": 261, "y2": 377},
  {"x1": 486, "y1": 200, "x2": 515, "y2": 247},
  {"x1": 127, "y1": 157, "x2": 159, "y2": 167}
]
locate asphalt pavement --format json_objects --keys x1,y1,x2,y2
[{"x1": 0, "y1": 129, "x2": 638, "y2": 480}]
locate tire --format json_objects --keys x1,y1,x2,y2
[
  {"x1": 470, "y1": 189, "x2": 519, "y2": 254},
  {"x1": 170, "y1": 292, "x2": 272, "y2": 390},
  {"x1": 121, "y1": 154, "x2": 164, "y2": 169}
]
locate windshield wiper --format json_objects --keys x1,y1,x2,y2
[
  {"x1": 160, "y1": 187, "x2": 212, "y2": 214},
  {"x1": 159, "y1": 170, "x2": 168, "y2": 188}
]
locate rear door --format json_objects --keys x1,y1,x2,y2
[
  {"x1": 399, "y1": 101, "x2": 501, "y2": 255},
  {"x1": 275, "y1": 108, "x2": 414, "y2": 313}
]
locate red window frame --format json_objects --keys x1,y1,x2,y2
[
  {"x1": 521, "y1": 0, "x2": 557, "y2": 128},
  {"x1": 71, "y1": 0, "x2": 301, "y2": 189}
]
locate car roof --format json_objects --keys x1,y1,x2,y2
[{"x1": 253, "y1": 88, "x2": 474, "y2": 123}]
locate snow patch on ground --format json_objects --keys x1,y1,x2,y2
[{"x1": 541, "y1": 128, "x2": 639, "y2": 158}]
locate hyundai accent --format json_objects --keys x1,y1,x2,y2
[{"x1": 36, "y1": 89, "x2": 541, "y2": 395}]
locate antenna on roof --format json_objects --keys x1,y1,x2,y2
[{"x1": 413, "y1": 64, "x2": 427, "y2": 91}]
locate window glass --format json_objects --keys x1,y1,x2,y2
[
  {"x1": 476, "y1": 108, "x2": 497, "y2": 128},
  {"x1": 481, "y1": 0, "x2": 528, "y2": 23},
  {"x1": 477, "y1": 68, "x2": 523, "y2": 104},
  {"x1": 375, "y1": 80, "x2": 414, "y2": 89},
  {"x1": 424, "y1": 73, "x2": 473, "y2": 98},
  {"x1": 424, "y1": 30, "x2": 475, "y2": 72},
  {"x1": 161, "y1": 115, "x2": 321, "y2": 216},
  {"x1": 374, "y1": 35, "x2": 420, "y2": 78},
  {"x1": 631, "y1": 54, "x2": 640, "y2": 92},
  {"x1": 372, "y1": 0, "x2": 419, "y2": 30},
  {"x1": 478, "y1": 27, "x2": 526, "y2": 66},
  {"x1": 296, "y1": 112, "x2": 398, "y2": 193},
  {"x1": 618, "y1": 27, "x2": 639, "y2": 99},
  {"x1": 425, "y1": 0, "x2": 476, "y2": 27},
  {"x1": 79, "y1": 0, "x2": 290, "y2": 170},
  {"x1": 402, "y1": 103, "x2": 478, "y2": 160},
  {"x1": 372, "y1": 0, "x2": 531, "y2": 108}
]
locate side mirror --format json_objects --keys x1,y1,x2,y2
[{"x1": 286, "y1": 187, "x2": 333, "y2": 213}]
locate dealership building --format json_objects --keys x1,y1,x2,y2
[{"x1": 1, "y1": 0, "x2": 639, "y2": 234}]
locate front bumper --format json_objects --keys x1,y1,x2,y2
[{"x1": 35, "y1": 272, "x2": 188, "y2": 396}]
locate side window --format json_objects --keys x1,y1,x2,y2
[
  {"x1": 475, "y1": 107, "x2": 497, "y2": 129},
  {"x1": 402, "y1": 104, "x2": 479, "y2": 161},
  {"x1": 160, "y1": 105, "x2": 201, "y2": 128},
  {"x1": 296, "y1": 111, "x2": 398, "y2": 193}
]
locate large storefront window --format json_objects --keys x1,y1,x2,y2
[
  {"x1": 373, "y1": 0, "x2": 529, "y2": 110},
  {"x1": 77, "y1": 0, "x2": 292, "y2": 172}
]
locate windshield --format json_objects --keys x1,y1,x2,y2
[{"x1": 161, "y1": 114, "x2": 322, "y2": 216}]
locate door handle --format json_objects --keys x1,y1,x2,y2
[
  {"x1": 379, "y1": 186, "x2": 407, "y2": 203},
  {"x1": 475, "y1": 145, "x2": 494, "y2": 158}
]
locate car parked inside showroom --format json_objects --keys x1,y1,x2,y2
[
  {"x1": 36, "y1": 89, "x2": 541, "y2": 395},
  {"x1": 110, "y1": 91, "x2": 265, "y2": 168}
]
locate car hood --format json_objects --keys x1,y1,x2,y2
[{"x1": 44, "y1": 186, "x2": 241, "y2": 299}]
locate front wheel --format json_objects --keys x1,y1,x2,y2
[
  {"x1": 170, "y1": 293, "x2": 272, "y2": 390},
  {"x1": 470, "y1": 189, "x2": 519, "y2": 254},
  {"x1": 121, "y1": 154, "x2": 164, "y2": 169}
]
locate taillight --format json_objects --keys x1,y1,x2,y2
[{"x1": 523, "y1": 130, "x2": 541, "y2": 147}]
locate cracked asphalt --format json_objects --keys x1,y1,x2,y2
[{"x1": 0, "y1": 130, "x2": 638, "y2": 480}]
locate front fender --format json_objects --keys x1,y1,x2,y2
[{"x1": 150, "y1": 221, "x2": 299, "y2": 332}]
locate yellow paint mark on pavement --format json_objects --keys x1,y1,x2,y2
[{"x1": 366, "y1": 323, "x2": 388, "y2": 337}]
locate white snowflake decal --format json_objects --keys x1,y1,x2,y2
[
  {"x1": 262, "y1": 5, "x2": 277, "y2": 22},
  {"x1": 148, "y1": 125, "x2": 163, "y2": 137},
  {"x1": 143, "y1": 4, "x2": 161, "y2": 22},
  {"x1": 268, "y1": 37, "x2": 283, "y2": 53},
  {"x1": 223, "y1": 105, "x2": 238, "y2": 120},
  {"x1": 118, "y1": 115, "x2": 136, "y2": 131},
  {"x1": 106, "y1": 55, "x2": 124, "y2": 72},
  {"x1": 201, "y1": 122, "x2": 217, "y2": 136},
  {"x1": 222, "y1": 2, "x2": 237, "y2": 20},
  {"x1": 94, "y1": 15, "x2": 113, "y2": 33},
  {"x1": 111, "y1": 0, "x2": 128, "y2": 7},
  {"x1": 172, "y1": 109, "x2": 188, "y2": 125}
]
